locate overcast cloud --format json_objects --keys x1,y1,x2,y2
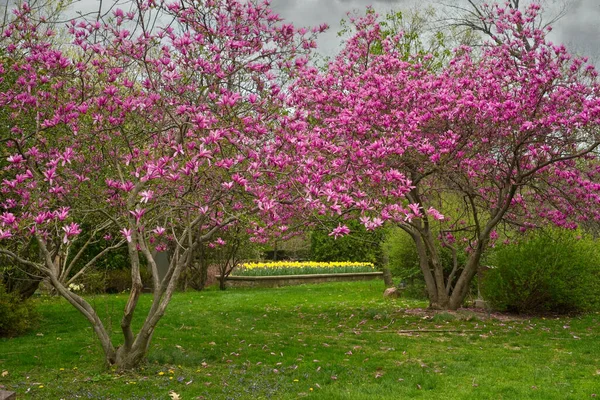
[
  {"x1": 267, "y1": 0, "x2": 600, "y2": 62},
  {"x1": 6, "y1": 0, "x2": 598, "y2": 62}
]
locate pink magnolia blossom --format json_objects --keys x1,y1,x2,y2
[
  {"x1": 328, "y1": 224, "x2": 351, "y2": 239},
  {"x1": 407, "y1": 203, "x2": 423, "y2": 218},
  {"x1": 120, "y1": 228, "x2": 133, "y2": 243},
  {"x1": 152, "y1": 226, "x2": 166, "y2": 236},
  {"x1": 7, "y1": 154, "x2": 25, "y2": 164},
  {"x1": 139, "y1": 190, "x2": 154, "y2": 203},
  {"x1": 129, "y1": 208, "x2": 146, "y2": 223},
  {"x1": 0, "y1": 229, "x2": 12, "y2": 240},
  {"x1": 54, "y1": 207, "x2": 70, "y2": 221},
  {"x1": 426, "y1": 207, "x2": 445, "y2": 221},
  {"x1": 62, "y1": 222, "x2": 82, "y2": 243},
  {"x1": 359, "y1": 216, "x2": 384, "y2": 230},
  {"x1": 0, "y1": 212, "x2": 16, "y2": 227},
  {"x1": 155, "y1": 243, "x2": 167, "y2": 252}
]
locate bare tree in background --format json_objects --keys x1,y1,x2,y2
[{"x1": 438, "y1": 0, "x2": 570, "y2": 46}]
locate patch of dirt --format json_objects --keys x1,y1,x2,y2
[{"x1": 399, "y1": 307, "x2": 529, "y2": 321}]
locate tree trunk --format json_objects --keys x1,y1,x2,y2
[
  {"x1": 17, "y1": 278, "x2": 42, "y2": 300},
  {"x1": 448, "y1": 245, "x2": 485, "y2": 310},
  {"x1": 114, "y1": 350, "x2": 145, "y2": 371},
  {"x1": 408, "y1": 231, "x2": 439, "y2": 305},
  {"x1": 414, "y1": 233, "x2": 450, "y2": 309},
  {"x1": 112, "y1": 328, "x2": 155, "y2": 370},
  {"x1": 382, "y1": 267, "x2": 394, "y2": 288},
  {"x1": 199, "y1": 260, "x2": 208, "y2": 290}
]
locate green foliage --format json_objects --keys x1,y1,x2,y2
[
  {"x1": 1, "y1": 254, "x2": 43, "y2": 300},
  {"x1": 67, "y1": 224, "x2": 129, "y2": 272},
  {"x1": 75, "y1": 267, "x2": 153, "y2": 294},
  {"x1": 310, "y1": 220, "x2": 384, "y2": 264},
  {"x1": 180, "y1": 225, "x2": 265, "y2": 290},
  {"x1": 0, "y1": 282, "x2": 38, "y2": 337},
  {"x1": 381, "y1": 226, "x2": 421, "y2": 281},
  {"x1": 382, "y1": 226, "x2": 467, "y2": 281},
  {"x1": 338, "y1": 7, "x2": 477, "y2": 70},
  {"x1": 482, "y1": 229, "x2": 600, "y2": 314}
]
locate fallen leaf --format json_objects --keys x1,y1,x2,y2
[
  {"x1": 1, "y1": 371, "x2": 8, "y2": 377},
  {"x1": 169, "y1": 391, "x2": 181, "y2": 400}
]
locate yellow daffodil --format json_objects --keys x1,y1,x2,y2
[{"x1": 233, "y1": 261, "x2": 376, "y2": 276}]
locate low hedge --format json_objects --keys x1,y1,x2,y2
[{"x1": 482, "y1": 229, "x2": 600, "y2": 314}]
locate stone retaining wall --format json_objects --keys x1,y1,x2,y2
[{"x1": 217, "y1": 272, "x2": 383, "y2": 288}]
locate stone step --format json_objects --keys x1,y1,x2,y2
[{"x1": 0, "y1": 390, "x2": 16, "y2": 400}]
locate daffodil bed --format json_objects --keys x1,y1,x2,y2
[{"x1": 232, "y1": 261, "x2": 376, "y2": 276}]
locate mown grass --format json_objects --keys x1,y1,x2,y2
[{"x1": 1, "y1": 281, "x2": 599, "y2": 399}]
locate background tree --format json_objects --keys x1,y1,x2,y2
[{"x1": 338, "y1": 6, "x2": 478, "y2": 70}]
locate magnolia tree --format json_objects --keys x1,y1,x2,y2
[
  {"x1": 289, "y1": 2, "x2": 600, "y2": 309},
  {"x1": 0, "y1": 0, "x2": 322, "y2": 369}
]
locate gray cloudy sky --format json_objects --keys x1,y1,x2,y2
[
  {"x1": 266, "y1": 0, "x2": 600, "y2": 62},
  {"x1": 53, "y1": 0, "x2": 600, "y2": 62}
]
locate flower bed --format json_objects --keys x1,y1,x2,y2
[
  {"x1": 232, "y1": 261, "x2": 376, "y2": 276},
  {"x1": 222, "y1": 261, "x2": 382, "y2": 288}
]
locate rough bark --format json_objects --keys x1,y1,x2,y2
[{"x1": 382, "y1": 267, "x2": 394, "y2": 288}]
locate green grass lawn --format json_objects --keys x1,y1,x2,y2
[{"x1": 1, "y1": 281, "x2": 599, "y2": 399}]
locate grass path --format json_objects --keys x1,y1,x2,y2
[{"x1": 1, "y1": 281, "x2": 599, "y2": 399}]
